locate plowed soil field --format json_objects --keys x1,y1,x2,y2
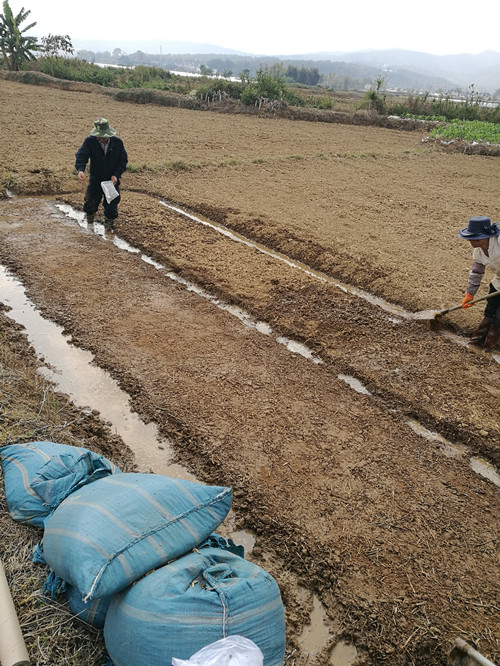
[{"x1": 0, "y1": 78, "x2": 499, "y2": 665}]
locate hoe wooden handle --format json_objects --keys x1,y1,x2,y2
[{"x1": 439, "y1": 289, "x2": 500, "y2": 316}]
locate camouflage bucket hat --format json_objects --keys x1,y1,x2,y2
[{"x1": 90, "y1": 118, "x2": 116, "y2": 138}]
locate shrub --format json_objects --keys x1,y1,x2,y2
[
  {"x1": 195, "y1": 79, "x2": 245, "y2": 102},
  {"x1": 315, "y1": 93, "x2": 335, "y2": 110},
  {"x1": 359, "y1": 77, "x2": 387, "y2": 115},
  {"x1": 239, "y1": 68, "x2": 304, "y2": 108}
]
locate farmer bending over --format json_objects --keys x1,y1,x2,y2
[
  {"x1": 459, "y1": 215, "x2": 500, "y2": 351},
  {"x1": 75, "y1": 118, "x2": 128, "y2": 231}
]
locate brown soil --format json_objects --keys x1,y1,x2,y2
[{"x1": 0, "y1": 78, "x2": 499, "y2": 665}]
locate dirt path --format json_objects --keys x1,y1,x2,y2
[{"x1": 0, "y1": 79, "x2": 499, "y2": 665}]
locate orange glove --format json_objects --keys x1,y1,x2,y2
[{"x1": 462, "y1": 293, "x2": 475, "y2": 308}]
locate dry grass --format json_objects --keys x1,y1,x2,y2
[{"x1": 0, "y1": 489, "x2": 107, "y2": 666}]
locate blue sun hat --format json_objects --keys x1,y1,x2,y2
[{"x1": 459, "y1": 216, "x2": 500, "y2": 239}]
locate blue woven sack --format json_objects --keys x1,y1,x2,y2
[
  {"x1": 42, "y1": 473, "x2": 233, "y2": 600},
  {"x1": 0, "y1": 441, "x2": 121, "y2": 527},
  {"x1": 32, "y1": 562, "x2": 111, "y2": 629},
  {"x1": 65, "y1": 584, "x2": 111, "y2": 629},
  {"x1": 103, "y1": 547, "x2": 286, "y2": 666}
]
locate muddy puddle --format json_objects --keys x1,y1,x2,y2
[
  {"x1": 297, "y1": 595, "x2": 358, "y2": 665},
  {"x1": 0, "y1": 267, "x2": 177, "y2": 477},
  {"x1": 337, "y1": 374, "x2": 372, "y2": 395}
]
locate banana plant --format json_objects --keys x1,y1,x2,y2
[{"x1": 0, "y1": 1, "x2": 39, "y2": 71}]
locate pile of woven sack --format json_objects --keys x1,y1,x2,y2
[{"x1": 0, "y1": 441, "x2": 286, "y2": 665}]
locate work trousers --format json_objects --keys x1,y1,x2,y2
[
  {"x1": 484, "y1": 282, "x2": 500, "y2": 326},
  {"x1": 83, "y1": 180, "x2": 121, "y2": 220}
]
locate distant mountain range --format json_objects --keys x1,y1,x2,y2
[
  {"x1": 320, "y1": 48, "x2": 500, "y2": 92},
  {"x1": 72, "y1": 39, "x2": 500, "y2": 94}
]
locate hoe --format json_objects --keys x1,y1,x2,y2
[{"x1": 415, "y1": 289, "x2": 500, "y2": 326}]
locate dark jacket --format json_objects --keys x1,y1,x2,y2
[{"x1": 75, "y1": 136, "x2": 128, "y2": 185}]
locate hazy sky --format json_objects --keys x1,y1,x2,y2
[{"x1": 17, "y1": 0, "x2": 500, "y2": 56}]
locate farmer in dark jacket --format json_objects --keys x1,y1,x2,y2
[{"x1": 75, "y1": 118, "x2": 128, "y2": 231}]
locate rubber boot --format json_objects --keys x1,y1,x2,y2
[
  {"x1": 104, "y1": 217, "x2": 114, "y2": 231},
  {"x1": 86, "y1": 213, "x2": 95, "y2": 227},
  {"x1": 468, "y1": 316, "x2": 492, "y2": 347},
  {"x1": 482, "y1": 325, "x2": 500, "y2": 352}
]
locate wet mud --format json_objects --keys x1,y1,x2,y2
[{"x1": 0, "y1": 79, "x2": 499, "y2": 665}]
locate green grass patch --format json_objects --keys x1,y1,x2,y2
[
  {"x1": 127, "y1": 163, "x2": 149, "y2": 173},
  {"x1": 163, "y1": 160, "x2": 200, "y2": 171},
  {"x1": 128, "y1": 160, "x2": 203, "y2": 174},
  {"x1": 0, "y1": 171, "x2": 17, "y2": 188}
]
